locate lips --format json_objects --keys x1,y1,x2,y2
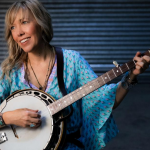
[
  {"x1": 20, "y1": 37, "x2": 30, "y2": 44},
  {"x1": 20, "y1": 37, "x2": 30, "y2": 43}
]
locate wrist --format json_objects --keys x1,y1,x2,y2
[
  {"x1": 3, "y1": 112, "x2": 12, "y2": 125},
  {"x1": 127, "y1": 71, "x2": 137, "y2": 83},
  {"x1": 121, "y1": 71, "x2": 138, "y2": 90},
  {"x1": 0, "y1": 113, "x2": 6, "y2": 127}
]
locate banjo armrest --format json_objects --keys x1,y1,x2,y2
[{"x1": 0, "y1": 132, "x2": 7, "y2": 144}]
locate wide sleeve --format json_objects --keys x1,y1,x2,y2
[
  {"x1": 75, "y1": 52, "x2": 119, "y2": 149},
  {"x1": 0, "y1": 69, "x2": 11, "y2": 104}
]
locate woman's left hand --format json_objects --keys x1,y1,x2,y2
[{"x1": 131, "y1": 51, "x2": 150, "y2": 76}]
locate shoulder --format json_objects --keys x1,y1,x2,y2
[
  {"x1": 54, "y1": 46, "x2": 82, "y2": 60},
  {"x1": 62, "y1": 47, "x2": 80, "y2": 58},
  {"x1": 0, "y1": 65, "x2": 22, "y2": 81},
  {"x1": 10, "y1": 65, "x2": 22, "y2": 76},
  {"x1": 55, "y1": 47, "x2": 89, "y2": 68}
]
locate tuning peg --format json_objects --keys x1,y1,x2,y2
[{"x1": 113, "y1": 61, "x2": 120, "y2": 67}]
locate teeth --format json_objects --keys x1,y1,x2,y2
[{"x1": 21, "y1": 38, "x2": 29, "y2": 43}]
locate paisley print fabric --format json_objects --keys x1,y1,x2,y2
[{"x1": 0, "y1": 48, "x2": 119, "y2": 150}]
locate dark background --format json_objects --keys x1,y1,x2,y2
[{"x1": 0, "y1": 0, "x2": 150, "y2": 149}]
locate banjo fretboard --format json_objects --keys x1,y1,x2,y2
[{"x1": 48, "y1": 51, "x2": 150, "y2": 115}]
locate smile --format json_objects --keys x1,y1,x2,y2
[{"x1": 20, "y1": 37, "x2": 30, "y2": 43}]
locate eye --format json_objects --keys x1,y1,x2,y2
[
  {"x1": 22, "y1": 21, "x2": 28, "y2": 24},
  {"x1": 10, "y1": 26, "x2": 15, "y2": 30}
]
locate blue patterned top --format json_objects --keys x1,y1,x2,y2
[{"x1": 0, "y1": 48, "x2": 119, "y2": 150}]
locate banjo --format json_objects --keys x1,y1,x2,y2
[{"x1": 0, "y1": 50, "x2": 150, "y2": 150}]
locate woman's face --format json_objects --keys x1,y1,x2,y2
[{"x1": 10, "y1": 9, "x2": 42, "y2": 53}]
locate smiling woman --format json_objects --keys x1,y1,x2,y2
[
  {"x1": 0, "y1": 0, "x2": 150, "y2": 150},
  {"x1": 10, "y1": 9, "x2": 42, "y2": 52},
  {"x1": 2, "y1": 0, "x2": 53, "y2": 81}
]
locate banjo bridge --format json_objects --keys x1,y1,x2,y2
[{"x1": 0, "y1": 132, "x2": 7, "y2": 144}]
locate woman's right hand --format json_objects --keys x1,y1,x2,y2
[{"x1": 2, "y1": 108, "x2": 41, "y2": 128}]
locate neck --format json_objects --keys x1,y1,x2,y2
[{"x1": 27, "y1": 43, "x2": 53, "y2": 65}]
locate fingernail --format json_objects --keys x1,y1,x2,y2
[{"x1": 38, "y1": 111, "x2": 41, "y2": 114}]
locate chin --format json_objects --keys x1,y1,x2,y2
[
  {"x1": 21, "y1": 49, "x2": 32, "y2": 53},
  {"x1": 21, "y1": 46, "x2": 34, "y2": 53}
]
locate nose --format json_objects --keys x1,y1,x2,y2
[{"x1": 17, "y1": 26, "x2": 25, "y2": 37}]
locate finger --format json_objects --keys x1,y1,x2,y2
[
  {"x1": 136, "y1": 61, "x2": 147, "y2": 71},
  {"x1": 143, "y1": 55, "x2": 150, "y2": 64},
  {"x1": 26, "y1": 108, "x2": 39, "y2": 113},
  {"x1": 29, "y1": 122, "x2": 41, "y2": 128},
  {"x1": 135, "y1": 65, "x2": 141, "y2": 70},
  {"x1": 29, "y1": 112, "x2": 41, "y2": 118},
  {"x1": 135, "y1": 63, "x2": 145, "y2": 73},
  {"x1": 135, "y1": 51, "x2": 142, "y2": 57},
  {"x1": 26, "y1": 122, "x2": 40, "y2": 128},
  {"x1": 136, "y1": 61, "x2": 144, "y2": 68},
  {"x1": 134, "y1": 56, "x2": 143, "y2": 62},
  {"x1": 35, "y1": 122, "x2": 41, "y2": 128},
  {"x1": 27, "y1": 120, "x2": 41, "y2": 128},
  {"x1": 27, "y1": 122, "x2": 36, "y2": 128},
  {"x1": 136, "y1": 55, "x2": 150, "y2": 70},
  {"x1": 29, "y1": 118, "x2": 41, "y2": 124},
  {"x1": 23, "y1": 110, "x2": 40, "y2": 119},
  {"x1": 142, "y1": 59, "x2": 149, "y2": 69}
]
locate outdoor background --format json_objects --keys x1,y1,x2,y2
[{"x1": 0, "y1": 0, "x2": 150, "y2": 150}]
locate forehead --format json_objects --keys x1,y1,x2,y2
[{"x1": 9, "y1": 8, "x2": 33, "y2": 25}]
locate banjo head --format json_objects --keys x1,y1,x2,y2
[{"x1": 0, "y1": 89, "x2": 64, "y2": 150}]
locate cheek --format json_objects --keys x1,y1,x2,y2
[
  {"x1": 11, "y1": 32, "x2": 17, "y2": 42},
  {"x1": 30, "y1": 25, "x2": 42, "y2": 38}
]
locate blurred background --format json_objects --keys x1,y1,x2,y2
[{"x1": 0, "y1": 0, "x2": 150, "y2": 150}]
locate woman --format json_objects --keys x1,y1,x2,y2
[{"x1": 0, "y1": 0, "x2": 149, "y2": 149}]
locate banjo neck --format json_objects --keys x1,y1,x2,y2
[{"x1": 48, "y1": 50, "x2": 150, "y2": 115}]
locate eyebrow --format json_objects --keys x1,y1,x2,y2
[{"x1": 10, "y1": 18, "x2": 27, "y2": 27}]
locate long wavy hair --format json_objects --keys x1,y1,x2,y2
[{"x1": 1, "y1": 0, "x2": 53, "y2": 80}]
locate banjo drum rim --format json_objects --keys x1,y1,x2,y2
[{"x1": 1, "y1": 88, "x2": 65, "y2": 150}]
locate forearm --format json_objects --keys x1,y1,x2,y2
[
  {"x1": 113, "y1": 72, "x2": 137, "y2": 109},
  {"x1": 113, "y1": 82, "x2": 128, "y2": 109}
]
